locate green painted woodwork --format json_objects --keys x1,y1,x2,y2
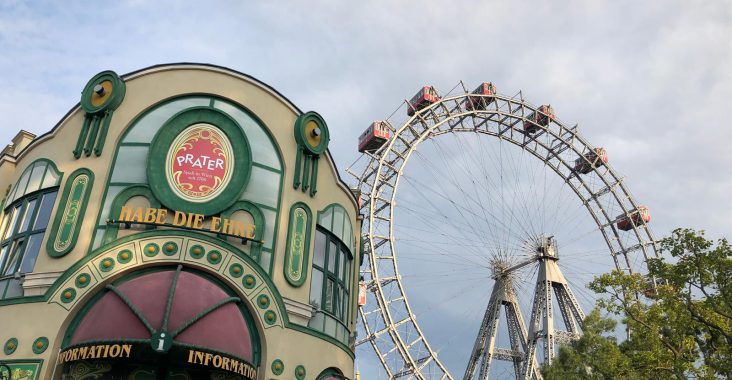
[
  {"x1": 147, "y1": 107, "x2": 252, "y2": 216},
  {"x1": 3, "y1": 337, "x2": 18, "y2": 355},
  {"x1": 103, "y1": 185, "x2": 161, "y2": 245},
  {"x1": 292, "y1": 112, "x2": 329, "y2": 197},
  {"x1": 284, "y1": 203, "x2": 312, "y2": 287},
  {"x1": 32, "y1": 337, "x2": 49, "y2": 354},
  {"x1": 46, "y1": 168, "x2": 94, "y2": 258},
  {"x1": 271, "y1": 359, "x2": 284, "y2": 375},
  {"x1": 75, "y1": 70, "x2": 126, "y2": 158}
]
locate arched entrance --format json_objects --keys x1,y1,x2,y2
[{"x1": 58, "y1": 265, "x2": 261, "y2": 379}]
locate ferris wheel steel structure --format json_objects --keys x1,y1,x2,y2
[{"x1": 351, "y1": 84, "x2": 659, "y2": 379}]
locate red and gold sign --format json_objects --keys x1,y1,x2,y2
[{"x1": 166, "y1": 124, "x2": 234, "y2": 203}]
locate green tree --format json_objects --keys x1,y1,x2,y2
[{"x1": 542, "y1": 228, "x2": 732, "y2": 379}]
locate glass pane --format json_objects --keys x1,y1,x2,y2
[
  {"x1": 33, "y1": 191, "x2": 57, "y2": 230},
  {"x1": 0, "y1": 246, "x2": 9, "y2": 272},
  {"x1": 110, "y1": 146, "x2": 149, "y2": 183},
  {"x1": 259, "y1": 250, "x2": 272, "y2": 274},
  {"x1": 325, "y1": 279, "x2": 334, "y2": 313},
  {"x1": 238, "y1": 167, "x2": 280, "y2": 208},
  {"x1": 344, "y1": 220, "x2": 353, "y2": 252},
  {"x1": 0, "y1": 279, "x2": 7, "y2": 299},
  {"x1": 333, "y1": 207, "x2": 344, "y2": 240},
  {"x1": 0, "y1": 212, "x2": 9, "y2": 240},
  {"x1": 20, "y1": 233, "x2": 43, "y2": 273},
  {"x1": 2, "y1": 206, "x2": 20, "y2": 241},
  {"x1": 327, "y1": 241, "x2": 337, "y2": 272},
  {"x1": 3, "y1": 278, "x2": 22, "y2": 298},
  {"x1": 12, "y1": 168, "x2": 32, "y2": 202},
  {"x1": 339, "y1": 249, "x2": 346, "y2": 281},
  {"x1": 18, "y1": 198, "x2": 37, "y2": 233},
  {"x1": 308, "y1": 310, "x2": 325, "y2": 331},
  {"x1": 26, "y1": 162, "x2": 45, "y2": 194},
  {"x1": 261, "y1": 208, "x2": 276, "y2": 250},
  {"x1": 309, "y1": 269, "x2": 323, "y2": 309},
  {"x1": 337, "y1": 287, "x2": 344, "y2": 319},
  {"x1": 213, "y1": 100, "x2": 282, "y2": 170},
  {"x1": 123, "y1": 97, "x2": 210, "y2": 143},
  {"x1": 41, "y1": 166, "x2": 60, "y2": 188},
  {"x1": 324, "y1": 315, "x2": 336, "y2": 337},
  {"x1": 2, "y1": 238, "x2": 25, "y2": 275},
  {"x1": 319, "y1": 209, "x2": 332, "y2": 231},
  {"x1": 313, "y1": 230, "x2": 326, "y2": 268}
]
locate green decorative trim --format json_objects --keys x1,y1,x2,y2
[
  {"x1": 99, "y1": 258, "x2": 115, "y2": 272},
  {"x1": 257, "y1": 294, "x2": 270, "y2": 309},
  {"x1": 0, "y1": 359, "x2": 43, "y2": 380},
  {"x1": 207, "y1": 250, "x2": 222, "y2": 264},
  {"x1": 117, "y1": 249, "x2": 133, "y2": 264},
  {"x1": 229, "y1": 263, "x2": 244, "y2": 278},
  {"x1": 80, "y1": 70, "x2": 126, "y2": 115},
  {"x1": 295, "y1": 365, "x2": 307, "y2": 380},
  {"x1": 264, "y1": 310, "x2": 277, "y2": 325},
  {"x1": 284, "y1": 202, "x2": 313, "y2": 287},
  {"x1": 162, "y1": 241, "x2": 179, "y2": 256},
  {"x1": 220, "y1": 200, "x2": 265, "y2": 262},
  {"x1": 189, "y1": 244, "x2": 205, "y2": 259},
  {"x1": 294, "y1": 111, "x2": 330, "y2": 155},
  {"x1": 271, "y1": 359, "x2": 284, "y2": 375},
  {"x1": 46, "y1": 168, "x2": 94, "y2": 257},
  {"x1": 147, "y1": 107, "x2": 252, "y2": 216},
  {"x1": 143, "y1": 243, "x2": 160, "y2": 257},
  {"x1": 3, "y1": 338, "x2": 18, "y2": 355},
  {"x1": 103, "y1": 185, "x2": 161, "y2": 245},
  {"x1": 60, "y1": 288, "x2": 77, "y2": 303},
  {"x1": 75, "y1": 273, "x2": 91, "y2": 288},
  {"x1": 32, "y1": 337, "x2": 49, "y2": 354},
  {"x1": 242, "y1": 275, "x2": 256, "y2": 289}
]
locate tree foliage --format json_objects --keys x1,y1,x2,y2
[{"x1": 542, "y1": 228, "x2": 732, "y2": 379}]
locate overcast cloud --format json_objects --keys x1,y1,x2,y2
[{"x1": 1, "y1": 0, "x2": 730, "y2": 378}]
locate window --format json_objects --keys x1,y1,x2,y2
[
  {"x1": 309, "y1": 227, "x2": 353, "y2": 345},
  {"x1": 0, "y1": 159, "x2": 61, "y2": 300}
]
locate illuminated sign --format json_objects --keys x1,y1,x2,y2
[
  {"x1": 118, "y1": 206, "x2": 256, "y2": 240},
  {"x1": 166, "y1": 124, "x2": 234, "y2": 203}
]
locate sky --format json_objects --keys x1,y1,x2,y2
[{"x1": 1, "y1": 0, "x2": 731, "y2": 378}]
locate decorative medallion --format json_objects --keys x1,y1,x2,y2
[
  {"x1": 293, "y1": 111, "x2": 330, "y2": 197},
  {"x1": 47, "y1": 168, "x2": 94, "y2": 258},
  {"x1": 74, "y1": 70, "x2": 126, "y2": 158},
  {"x1": 148, "y1": 108, "x2": 252, "y2": 215},
  {"x1": 284, "y1": 203, "x2": 312, "y2": 287}
]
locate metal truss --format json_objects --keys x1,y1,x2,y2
[{"x1": 350, "y1": 84, "x2": 659, "y2": 379}]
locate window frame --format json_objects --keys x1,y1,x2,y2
[{"x1": 0, "y1": 187, "x2": 58, "y2": 299}]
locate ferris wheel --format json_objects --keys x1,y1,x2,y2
[{"x1": 349, "y1": 83, "x2": 658, "y2": 380}]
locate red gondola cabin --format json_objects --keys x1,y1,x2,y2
[
  {"x1": 358, "y1": 121, "x2": 391, "y2": 153},
  {"x1": 466, "y1": 82, "x2": 497, "y2": 110},
  {"x1": 574, "y1": 147, "x2": 608, "y2": 174},
  {"x1": 616, "y1": 206, "x2": 651, "y2": 231},
  {"x1": 523, "y1": 104, "x2": 555, "y2": 134},
  {"x1": 407, "y1": 86, "x2": 440, "y2": 116}
]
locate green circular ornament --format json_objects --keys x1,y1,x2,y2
[
  {"x1": 229, "y1": 263, "x2": 244, "y2": 278},
  {"x1": 295, "y1": 365, "x2": 306, "y2": 380},
  {"x1": 99, "y1": 258, "x2": 115, "y2": 272},
  {"x1": 207, "y1": 250, "x2": 222, "y2": 264},
  {"x1": 81, "y1": 70, "x2": 126, "y2": 114},
  {"x1": 61, "y1": 288, "x2": 77, "y2": 303},
  {"x1": 294, "y1": 111, "x2": 330, "y2": 155},
  {"x1": 264, "y1": 310, "x2": 277, "y2": 325},
  {"x1": 271, "y1": 359, "x2": 284, "y2": 375},
  {"x1": 242, "y1": 275, "x2": 256, "y2": 289},
  {"x1": 75, "y1": 273, "x2": 92, "y2": 288},
  {"x1": 257, "y1": 294, "x2": 270, "y2": 309},
  {"x1": 189, "y1": 244, "x2": 205, "y2": 259},
  {"x1": 32, "y1": 337, "x2": 49, "y2": 354},
  {"x1": 4, "y1": 338, "x2": 18, "y2": 355},
  {"x1": 162, "y1": 242, "x2": 179, "y2": 256},
  {"x1": 144, "y1": 243, "x2": 160, "y2": 257},
  {"x1": 117, "y1": 249, "x2": 133, "y2": 263}
]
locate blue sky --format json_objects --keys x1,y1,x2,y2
[{"x1": 1, "y1": 0, "x2": 731, "y2": 378}]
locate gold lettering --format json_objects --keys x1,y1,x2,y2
[
  {"x1": 188, "y1": 349, "x2": 195, "y2": 364},
  {"x1": 246, "y1": 224, "x2": 256, "y2": 239},
  {"x1": 210, "y1": 217, "x2": 221, "y2": 233},
  {"x1": 233, "y1": 220, "x2": 246, "y2": 238},
  {"x1": 95, "y1": 345, "x2": 104, "y2": 358},
  {"x1": 222, "y1": 357, "x2": 230, "y2": 371},
  {"x1": 192, "y1": 214, "x2": 204, "y2": 229},
  {"x1": 144, "y1": 208, "x2": 157, "y2": 223},
  {"x1": 156, "y1": 209, "x2": 168, "y2": 224},
  {"x1": 119, "y1": 206, "x2": 132, "y2": 221},
  {"x1": 131, "y1": 207, "x2": 144, "y2": 223},
  {"x1": 221, "y1": 218, "x2": 233, "y2": 235},
  {"x1": 204, "y1": 353, "x2": 213, "y2": 366},
  {"x1": 194, "y1": 350, "x2": 204, "y2": 364},
  {"x1": 185, "y1": 213, "x2": 195, "y2": 228},
  {"x1": 213, "y1": 354, "x2": 222, "y2": 368},
  {"x1": 109, "y1": 344, "x2": 121, "y2": 358},
  {"x1": 121, "y1": 344, "x2": 131, "y2": 358},
  {"x1": 103, "y1": 344, "x2": 110, "y2": 358},
  {"x1": 173, "y1": 211, "x2": 187, "y2": 226},
  {"x1": 78, "y1": 346, "x2": 89, "y2": 359}
]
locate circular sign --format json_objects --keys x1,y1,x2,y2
[
  {"x1": 81, "y1": 71, "x2": 126, "y2": 114},
  {"x1": 166, "y1": 124, "x2": 234, "y2": 202},
  {"x1": 294, "y1": 111, "x2": 329, "y2": 155},
  {"x1": 147, "y1": 107, "x2": 252, "y2": 215}
]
